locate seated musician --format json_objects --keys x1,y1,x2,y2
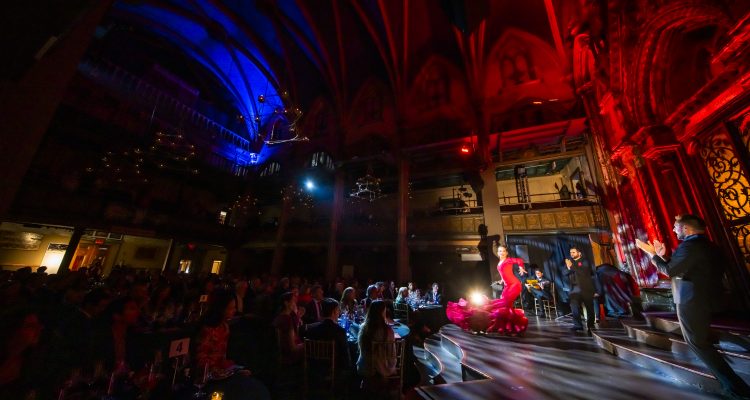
[{"x1": 525, "y1": 269, "x2": 552, "y2": 301}]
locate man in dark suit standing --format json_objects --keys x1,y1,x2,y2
[
  {"x1": 636, "y1": 214, "x2": 750, "y2": 399},
  {"x1": 565, "y1": 246, "x2": 599, "y2": 333},
  {"x1": 303, "y1": 298, "x2": 352, "y2": 372}
]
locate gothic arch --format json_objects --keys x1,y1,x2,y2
[
  {"x1": 484, "y1": 28, "x2": 569, "y2": 101},
  {"x1": 408, "y1": 56, "x2": 471, "y2": 118},
  {"x1": 302, "y1": 97, "x2": 337, "y2": 139},
  {"x1": 628, "y1": 2, "x2": 731, "y2": 127},
  {"x1": 348, "y1": 78, "x2": 393, "y2": 127},
  {"x1": 345, "y1": 78, "x2": 396, "y2": 147}
]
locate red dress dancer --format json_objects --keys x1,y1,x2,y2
[{"x1": 446, "y1": 248, "x2": 529, "y2": 335}]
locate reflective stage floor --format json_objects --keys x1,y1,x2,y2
[{"x1": 415, "y1": 316, "x2": 747, "y2": 400}]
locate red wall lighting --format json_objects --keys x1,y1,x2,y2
[{"x1": 460, "y1": 145, "x2": 471, "y2": 154}]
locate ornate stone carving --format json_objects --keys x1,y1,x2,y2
[
  {"x1": 555, "y1": 212, "x2": 573, "y2": 228},
  {"x1": 572, "y1": 211, "x2": 590, "y2": 228},
  {"x1": 541, "y1": 213, "x2": 556, "y2": 229},
  {"x1": 502, "y1": 215, "x2": 513, "y2": 230},
  {"x1": 526, "y1": 213, "x2": 541, "y2": 230}
]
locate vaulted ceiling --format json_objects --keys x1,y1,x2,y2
[{"x1": 106, "y1": 0, "x2": 579, "y2": 146}]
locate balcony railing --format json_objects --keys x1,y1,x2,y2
[
  {"x1": 75, "y1": 59, "x2": 254, "y2": 175},
  {"x1": 79, "y1": 60, "x2": 250, "y2": 146},
  {"x1": 498, "y1": 191, "x2": 599, "y2": 211}
]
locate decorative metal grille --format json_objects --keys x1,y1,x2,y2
[
  {"x1": 698, "y1": 132, "x2": 750, "y2": 222},
  {"x1": 730, "y1": 224, "x2": 750, "y2": 269},
  {"x1": 698, "y1": 129, "x2": 750, "y2": 269}
]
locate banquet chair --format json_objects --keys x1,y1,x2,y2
[
  {"x1": 542, "y1": 282, "x2": 558, "y2": 319},
  {"x1": 273, "y1": 328, "x2": 300, "y2": 393},
  {"x1": 365, "y1": 340, "x2": 406, "y2": 398},
  {"x1": 533, "y1": 295, "x2": 544, "y2": 317},
  {"x1": 393, "y1": 302, "x2": 409, "y2": 324},
  {"x1": 303, "y1": 339, "x2": 336, "y2": 398}
]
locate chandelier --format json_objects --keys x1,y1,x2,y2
[
  {"x1": 231, "y1": 193, "x2": 260, "y2": 216},
  {"x1": 248, "y1": 89, "x2": 309, "y2": 145},
  {"x1": 281, "y1": 184, "x2": 314, "y2": 209},
  {"x1": 350, "y1": 166, "x2": 384, "y2": 202},
  {"x1": 84, "y1": 129, "x2": 198, "y2": 185}
]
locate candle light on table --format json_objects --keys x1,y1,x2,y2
[{"x1": 211, "y1": 392, "x2": 224, "y2": 400}]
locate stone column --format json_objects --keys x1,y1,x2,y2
[
  {"x1": 326, "y1": 171, "x2": 344, "y2": 280},
  {"x1": 58, "y1": 227, "x2": 85, "y2": 274},
  {"x1": 271, "y1": 197, "x2": 291, "y2": 275},
  {"x1": 396, "y1": 157, "x2": 411, "y2": 284},
  {"x1": 480, "y1": 167, "x2": 504, "y2": 281}
]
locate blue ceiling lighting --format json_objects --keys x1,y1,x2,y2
[{"x1": 113, "y1": 0, "x2": 286, "y2": 148}]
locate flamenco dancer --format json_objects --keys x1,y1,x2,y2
[{"x1": 446, "y1": 243, "x2": 529, "y2": 335}]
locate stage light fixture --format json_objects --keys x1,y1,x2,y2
[
  {"x1": 305, "y1": 180, "x2": 315, "y2": 190},
  {"x1": 460, "y1": 145, "x2": 471, "y2": 154},
  {"x1": 470, "y1": 291, "x2": 487, "y2": 306}
]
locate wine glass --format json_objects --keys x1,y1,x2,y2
[{"x1": 194, "y1": 363, "x2": 209, "y2": 398}]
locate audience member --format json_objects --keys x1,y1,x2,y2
[
  {"x1": 303, "y1": 285, "x2": 325, "y2": 324},
  {"x1": 91, "y1": 297, "x2": 144, "y2": 371},
  {"x1": 273, "y1": 292, "x2": 304, "y2": 365},
  {"x1": 0, "y1": 306, "x2": 45, "y2": 398},
  {"x1": 356, "y1": 300, "x2": 396, "y2": 379},
  {"x1": 303, "y1": 298, "x2": 351, "y2": 371},
  {"x1": 340, "y1": 287, "x2": 357, "y2": 315},
  {"x1": 395, "y1": 287, "x2": 409, "y2": 304},
  {"x1": 425, "y1": 283, "x2": 442, "y2": 305},
  {"x1": 196, "y1": 290, "x2": 270, "y2": 399},
  {"x1": 362, "y1": 285, "x2": 379, "y2": 312}
]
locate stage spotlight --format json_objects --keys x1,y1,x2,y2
[
  {"x1": 305, "y1": 180, "x2": 315, "y2": 190},
  {"x1": 470, "y1": 291, "x2": 487, "y2": 306}
]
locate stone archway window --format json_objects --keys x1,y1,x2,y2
[
  {"x1": 260, "y1": 161, "x2": 281, "y2": 177},
  {"x1": 500, "y1": 50, "x2": 536, "y2": 88},
  {"x1": 423, "y1": 67, "x2": 450, "y2": 109},
  {"x1": 308, "y1": 152, "x2": 334, "y2": 170}
]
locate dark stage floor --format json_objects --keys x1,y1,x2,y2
[{"x1": 416, "y1": 317, "x2": 733, "y2": 400}]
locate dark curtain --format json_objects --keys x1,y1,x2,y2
[{"x1": 506, "y1": 234, "x2": 595, "y2": 311}]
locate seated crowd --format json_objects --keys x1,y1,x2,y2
[{"x1": 0, "y1": 265, "x2": 444, "y2": 399}]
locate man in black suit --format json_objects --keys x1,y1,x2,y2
[
  {"x1": 303, "y1": 298, "x2": 352, "y2": 372},
  {"x1": 565, "y1": 246, "x2": 599, "y2": 333},
  {"x1": 636, "y1": 214, "x2": 750, "y2": 399},
  {"x1": 303, "y1": 285, "x2": 325, "y2": 324},
  {"x1": 362, "y1": 284, "x2": 379, "y2": 311},
  {"x1": 425, "y1": 282, "x2": 442, "y2": 305}
]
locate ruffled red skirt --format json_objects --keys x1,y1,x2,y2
[{"x1": 446, "y1": 296, "x2": 528, "y2": 335}]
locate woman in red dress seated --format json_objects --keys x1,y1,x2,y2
[{"x1": 447, "y1": 244, "x2": 529, "y2": 335}]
